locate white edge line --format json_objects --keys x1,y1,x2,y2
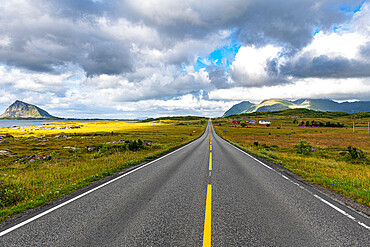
[
  {"x1": 0, "y1": 132, "x2": 205, "y2": 237},
  {"x1": 214, "y1": 130, "x2": 370, "y2": 231},
  {"x1": 358, "y1": 222, "x2": 370, "y2": 230},
  {"x1": 223, "y1": 139, "x2": 273, "y2": 170},
  {"x1": 313, "y1": 194, "x2": 355, "y2": 220}
]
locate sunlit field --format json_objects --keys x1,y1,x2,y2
[
  {"x1": 213, "y1": 111, "x2": 370, "y2": 207},
  {"x1": 0, "y1": 119, "x2": 207, "y2": 222}
]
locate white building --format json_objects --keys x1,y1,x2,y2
[{"x1": 259, "y1": 120, "x2": 271, "y2": 125}]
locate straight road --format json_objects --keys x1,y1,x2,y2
[{"x1": 1, "y1": 121, "x2": 369, "y2": 246}]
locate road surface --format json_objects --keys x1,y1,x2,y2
[{"x1": 1, "y1": 121, "x2": 369, "y2": 246}]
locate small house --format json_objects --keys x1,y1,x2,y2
[
  {"x1": 259, "y1": 120, "x2": 271, "y2": 125},
  {"x1": 246, "y1": 120, "x2": 255, "y2": 124},
  {"x1": 232, "y1": 120, "x2": 240, "y2": 124}
]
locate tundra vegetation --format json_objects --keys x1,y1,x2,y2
[
  {"x1": 214, "y1": 109, "x2": 370, "y2": 207},
  {"x1": 0, "y1": 119, "x2": 207, "y2": 222}
]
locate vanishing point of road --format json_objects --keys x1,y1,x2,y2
[{"x1": 1, "y1": 121, "x2": 369, "y2": 246}]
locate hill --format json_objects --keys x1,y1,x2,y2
[
  {"x1": 224, "y1": 108, "x2": 370, "y2": 119},
  {"x1": 0, "y1": 100, "x2": 56, "y2": 119},
  {"x1": 222, "y1": 101, "x2": 254, "y2": 117},
  {"x1": 222, "y1": 99, "x2": 370, "y2": 117}
]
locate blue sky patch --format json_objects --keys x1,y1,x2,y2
[
  {"x1": 340, "y1": 1, "x2": 365, "y2": 13},
  {"x1": 193, "y1": 42, "x2": 241, "y2": 72},
  {"x1": 313, "y1": 27, "x2": 320, "y2": 36}
]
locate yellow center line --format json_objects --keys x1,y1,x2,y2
[
  {"x1": 209, "y1": 152, "x2": 212, "y2": 171},
  {"x1": 210, "y1": 145, "x2": 212, "y2": 151},
  {"x1": 203, "y1": 184, "x2": 212, "y2": 247}
]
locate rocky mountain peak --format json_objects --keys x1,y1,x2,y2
[{"x1": 0, "y1": 100, "x2": 56, "y2": 119}]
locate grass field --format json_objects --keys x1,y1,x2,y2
[
  {"x1": 0, "y1": 119, "x2": 207, "y2": 222},
  {"x1": 213, "y1": 109, "x2": 370, "y2": 207}
]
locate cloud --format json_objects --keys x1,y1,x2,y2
[
  {"x1": 209, "y1": 78, "x2": 370, "y2": 102},
  {"x1": 280, "y1": 26, "x2": 370, "y2": 78},
  {"x1": 207, "y1": 65, "x2": 231, "y2": 89},
  {"x1": 114, "y1": 92, "x2": 236, "y2": 118},
  {"x1": 83, "y1": 67, "x2": 212, "y2": 102},
  {"x1": 0, "y1": 66, "x2": 74, "y2": 94},
  {"x1": 0, "y1": 0, "x2": 369, "y2": 118},
  {"x1": 230, "y1": 45, "x2": 284, "y2": 86},
  {"x1": 0, "y1": 0, "x2": 361, "y2": 75},
  {"x1": 229, "y1": 3, "x2": 370, "y2": 84},
  {"x1": 0, "y1": 1, "x2": 134, "y2": 75},
  {"x1": 281, "y1": 55, "x2": 370, "y2": 78}
]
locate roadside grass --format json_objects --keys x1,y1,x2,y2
[
  {"x1": 213, "y1": 114, "x2": 370, "y2": 207},
  {"x1": 0, "y1": 120, "x2": 206, "y2": 222}
]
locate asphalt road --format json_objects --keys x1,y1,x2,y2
[{"x1": 1, "y1": 121, "x2": 369, "y2": 246}]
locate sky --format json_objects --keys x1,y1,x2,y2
[{"x1": 0, "y1": 0, "x2": 369, "y2": 119}]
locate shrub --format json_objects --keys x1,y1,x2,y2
[
  {"x1": 128, "y1": 139, "x2": 144, "y2": 151},
  {"x1": 346, "y1": 146, "x2": 365, "y2": 160},
  {"x1": 151, "y1": 143, "x2": 161, "y2": 149},
  {"x1": 98, "y1": 144, "x2": 116, "y2": 155},
  {"x1": 240, "y1": 122, "x2": 247, "y2": 127},
  {"x1": 253, "y1": 141, "x2": 259, "y2": 146},
  {"x1": 0, "y1": 182, "x2": 25, "y2": 208},
  {"x1": 295, "y1": 140, "x2": 314, "y2": 155}
]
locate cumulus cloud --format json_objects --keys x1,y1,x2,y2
[
  {"x1": 114, "y1": 92, "x2": 237, "y2": 118},
  {"x1": 0, "y1": 0, "x2": 369, "y2": 118},
  {"x1": 0, "y1": 66, "x2": 76, "y2": 95},
  {"x1": 209, "y1": 78, "x2": 370, "y2": 103},
  {"x1": 229, "y1": 2, "x2": 370, "y2": 86},
  {"x1": 230, "y1": 45, "x2": 283, "y2": 87},
  {"x1": 280, "y1": 29, "x2": 370, "y2": 78}
]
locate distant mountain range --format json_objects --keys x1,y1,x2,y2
[
  {"x1": 223, "y1": 99, "x2": 370, "y2": 117},
  {"x1": 0, "y1": 100, "x2": 56, "y2": 119}
]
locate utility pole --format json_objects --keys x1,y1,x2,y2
[{"x1": 353, "y1": 121, "x2": 354, "y2": 133}]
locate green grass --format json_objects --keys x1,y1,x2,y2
[
  {"x1": 213, "y1": 112, "x2": 370, "y2": 207},
  {"x1": 0, "y1": 120, "x2": 207, "y2": 222}
]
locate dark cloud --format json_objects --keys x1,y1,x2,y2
[
  {"x1": 236, "y1": 0, "x2": 362, "y2": 51},
  {"x1": 359, "y1": 42, "x2": 370, "y2": 58},
  {"x1": 80, "y1": 42, "x2": 133, "y2": 76},
  {"x1": 116, "y1": 0, "x2": 360, "y2": 50},
  {"x1": 0, "y1": 0, "x2": 363, "y2": 76},
  {"x1": 266, "y1": 58, "x2": 279, "y2": 77},
  {"x1": 207, "y1": 65, "x2": 231, "y2": 89},
  {"x1": 281, "y1": 55, "x2": 370, "y2": 78},
  {"x1": 0, "y1": 1, "x2": 133, "y2": 76}
]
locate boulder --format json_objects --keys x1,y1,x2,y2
[
  {"x1": 63, "y1": 146, "x2": 76, "y2": 149},
  {"x1": 28, "y1": 155, "x2": 52, "y2": 162},
  {"x1": 43, "y1": 155, "x2": 52, "y2": 160},
  {"x1": 143, "y1": 140, "x2": 155, "y2": 146},
  {"x1": 0, "y1": 150, "x2": 10, "y2": 155}
]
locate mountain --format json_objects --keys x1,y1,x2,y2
[
  {"x1": 222, "y1": 101, "x2": 254, "y2": 117},
  {"x1": 222, "y1": 99, "x2": 370, "y2": 117},
  {"x1": 0, "y1": 100, "x2": 56, "y2": 119}
]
